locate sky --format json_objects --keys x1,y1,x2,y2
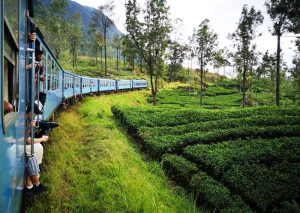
[{"x1": 72, "y1": 0, "x2": 298, "y2": 74}]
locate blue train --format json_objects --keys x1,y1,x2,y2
[{"x1": 0, "y1": 0, "x2": 148, "y2": 212}]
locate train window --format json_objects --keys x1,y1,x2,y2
[
  {"x1": 56, "y1": 66, "x2": 59, "y2": 89},
  {"x1": 4, "y1": 0, "x2": 19, "y2": 45},
  {"x1": 47, "y1": 55, "x2": 51, "y2": 90},
  {"x1": 2, "y1": 0, "x2": 19, "y2": 132},
  {"x1": 51, "y1": 61, "x2": 55, "y2": 90}
]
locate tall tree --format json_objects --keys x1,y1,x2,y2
[
  {"x1": 167, "y1": 41, "x2": 186, "y2": 82},
  {"x1": 47, "y1": 0, "x2": 68, "y2": 59},
  {"x1": 230, "y1": 5, "x2": 263, "y2": 107},
  {"x1": 67, "y1": 13, "x2": 82, "y2": 68},
  {"x1": 126, "y1": 0, "x2": 171, "y2": 105},
  {"x1": 90, "y1": 0, "x2": 115, "y2": 77},
  {"x1": 290, "y1": 55, "x2": 300, "y2": 91},
  {"x1": 193, "y1": 19, "x2": 218, "y2": 106},
  {"x1": 112, "y1": 35, "x2": 122, "y2": 71},
  {"x1": 121, "y1": 35, "x2": 138, "y2": 71},
  {"x1": 265, "y1": 0, "x2": 295, "y2": 106}
]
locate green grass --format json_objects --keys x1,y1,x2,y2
[{"x1": 26, "y1": 91, "x2": 200, "y2": 213}]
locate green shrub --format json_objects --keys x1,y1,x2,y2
[
  {"x1": 190, "y1": 172, "x2": 251, "y2": 211},
  {"x1": 162, "y1": 154, "x2": 198, "y2": 185},
  {"x1": 141, "y1": 125, "x2": 300, "y2": 157},
  {"x1": 272, "y1": 200, "x2": 300, "y2": 213},
  {"x1": 223, "y1": 162, "x2": 300, "y2": 212},
  {"x1": 184, "y1": 137, "x2": 300, "y2": 176},
  {"x1": 139, "y1": 115, "x2": 300, "y2": 138},
  {"x1": 113, "y1": 105, "x2": 300, "y2": 128}
]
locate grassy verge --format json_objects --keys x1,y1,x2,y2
[{"x1": 25, "y1": 91, "x2": 200, "y2": 212}]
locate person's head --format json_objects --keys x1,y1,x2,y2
[
  {"x1": 35, "y1": 49, "x2": 44, "y2": 62},
  {"x1": 26, "y1": 103, "x2": 43, "y2": 119},
  {"x1": 39, "y1": 92, "x2": 47, "y2": 105},
  {"x1": 28, "y1": 27, "x2": 37, "y2": 42}
]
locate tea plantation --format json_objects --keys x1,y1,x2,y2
[{"x1": 112, "y1": 105, "x2": 300, "y2": 212}]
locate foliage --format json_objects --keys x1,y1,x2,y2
[
  {"x1": 113, "y1": 101, "x2": 300, "y2": 211},
  {"x1": 125, "y1": 0, "x2": 171, "y2": 105},
  {"x1": 184, "y1": 137, "x2": 300, "y2": 176},
  {"x1": 162, "y1": 154, "x2": 198, "y2": 185},
  {"x1": 190, "y1": 172, "x2": 251, "y2": 212},
  {"x1": 166, "y1": 41, "x2": 187, "y2": 82},
  {"x1": 67, "y1": 13, "x2": 82, "y2": 68},
  {"x1": 90, "y1": 0, "x2": 115, "y2": 77},
  {"x1": 224, "y1": 162, "x2": 299, "y2": 211},
  {"x1": 230, "y1": 5, "x2": 264, "y2": 107},
  {"x1": 193, "y1": 19, "x2": 218, "y2": 106}
]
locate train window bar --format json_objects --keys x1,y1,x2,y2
[{"x1": 2, "y1": 3, "x2": 20, "y2": 133}]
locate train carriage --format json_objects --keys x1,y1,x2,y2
[
  {"x1": 132, "y1": 80, "x2": 148, "y2": 89},
  {"x1": 63, "y1": 70, "x2": 81, "y2": 100},
  {"x1": 117, "y1": 80, "x2": 132, "y2": 90},
  {"x1": 99, "y1": 79, "x2": 116, "y2": 92}
]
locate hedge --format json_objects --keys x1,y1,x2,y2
[
  {"x1": 223, "y1": 162, "x2": 300, "y2": 212},
  {"x1": 184, "y1": 137, "x2": 300, "y2": 176},
  {"x1": 141, "y1": 125, "x2": 300, "y2": 157},
  {"x1": 138, "y1": 115, "x2": 300, "y2": 138},
  {"x1": 161, "y1": 154, "x2": 198, "y2": 185},
  {"x1": 112, "y1": 105, "x2": 300, "y2": 128},
  {"x1": 190, "y1": 172, "x2": 251, "y2": 212}
]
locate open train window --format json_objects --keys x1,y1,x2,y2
[
  {"x1": 47, "y1": 55, "x2": 51, "y2": 90},
  {"x1": 2, "y1": 0, "x2": 19, "y2": 132}
]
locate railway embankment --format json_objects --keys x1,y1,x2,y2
[{"x1": 25, "y1": 91, "x2": 200, "y2": 212}]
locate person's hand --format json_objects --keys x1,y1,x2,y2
[
  {"x1": 42, "y1": 135, "x2": 49, "y2": 142},
  {"x1": 30, "y1": 120, "x2": 37, "y2": 127}
]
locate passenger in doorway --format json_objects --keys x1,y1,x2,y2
[
  {"x1": 24, "y1": 104, "x2": 48, "y2": 195},
  {"x1": 35, "y1": 49, "x2": 45, "y2": 82},
  {"x1": 35, "y1": 92, "x2": 46, "y2": 121},
  {"x1": 28, "y1": 25, "x2": 37, "y2": 43}
]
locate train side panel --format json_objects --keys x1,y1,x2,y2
[
  {"x1": 99, "y1": 79, "x2": 116, "y2": 92},
  {"x1": 0, "y1": 0, "x2": 27, "y2": 211}
]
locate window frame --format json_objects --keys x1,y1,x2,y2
[{"x1": 1, "y1": 1, "x2": 20, "y2": 133}]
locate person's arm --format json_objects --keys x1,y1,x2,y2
[
  {"x1": 26, "y1": 135, "x2": 49, "y2": 145},
  {"x1": 4, "y1": 101, "x2": 13, "y2": 113}
]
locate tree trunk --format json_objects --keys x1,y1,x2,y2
[
  {"x1": 117, "y1": 48, "x2": 119, "y2": 71},
  {"x1": 149, "y1": 65, "x2": 156, "y2": 106},
  {"x1": 104, "y1": 32, "x2": 107, "y2": 77},
  {"x1": 100, "y1": 47, "x2": 102, "y2": 64},
  {"x1": 276, "y1": 33, "x2": 281, "y2": 106},
  {"x1": 132, "y1": 59, "x2": 135, "y2": 72},
  {"x1": 200, "y1": 62, "x2": 204, "y2": 107},
  {"x1": 95, "y1": 46, "x2": 98, "y2": 65},
  {"x1": 242, "y1": 58, "x2": 247, "y2": 107}
]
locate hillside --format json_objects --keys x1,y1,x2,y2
[{"x1": 40, "y1": 0, "x2": 122, "y2": 38}]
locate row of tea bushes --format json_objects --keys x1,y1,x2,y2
[
  {"x1": 162, "y1": 154, "x2": 252, "y2": 212},
  {"x1": 184, "y1": 137, "x2": 300, "y2": 176},
  {"x1": 141, "y1": 125, "x2": 300, "y2": 157},
  {"x1": 112, "y1": 106, "x2": 300, "y2": 128},
  {"x1": 138, "y1": 115, "x2": 300, "y2": 138},
  {"x1": 113, "y1": 105, "x2": 300, "y2": 212}
]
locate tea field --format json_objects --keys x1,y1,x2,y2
[{"x1": 113, "y1": 105, "x2": 300, "y2": 212}]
